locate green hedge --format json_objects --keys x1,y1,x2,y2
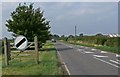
[{"x1": 67, "y1": 36, "x2": 119, "y2": 47}]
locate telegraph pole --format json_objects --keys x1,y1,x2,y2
[{"x1": 75, "y1": 26, "x2": 77, "y2": 45}]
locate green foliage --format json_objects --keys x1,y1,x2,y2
[
  {"x1": 79, "y1": 33, "x2": 83, "y2": 37},
  {"x1": 2, "y1": 42, "x2": 62, "y2": 75},
  {"x1": 6, "y1": 3, "x2": 50, "y2": 47},
  {"x1": 66, "y1": 36, "x2": 119, "y2": 48}
]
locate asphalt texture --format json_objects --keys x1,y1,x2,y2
[{"x1": 54, "y1": 42, "x2": 119, "y2": 76}]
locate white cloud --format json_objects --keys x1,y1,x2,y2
[{"x1": 1, "y1": 0, "x2": 119, "y2": 2}]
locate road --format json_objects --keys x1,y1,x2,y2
[{"x1": 54, "y1": 41, "x2": 119, "y2": 76}]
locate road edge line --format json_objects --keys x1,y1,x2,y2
[{"x1": 55, "y1": 47, "x2": 71, "y2": 75}]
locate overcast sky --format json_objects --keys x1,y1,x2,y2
[{"x1": 1, "y1": 2, "x2": 118, "y2": 38}]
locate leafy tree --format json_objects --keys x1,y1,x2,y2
[
  {"x1": 96, "y1": 33, "x2": 103, "y2": 36},
  {"x1": 68, "y1": 35, "x2": 74, "y2": 38},
  {"x1": 51, "y1": 34, "x2": 60, "y2": 40},
  {"x1": 79, "y1": 33, "x2": 83, "y2": 37},
  {"x1": 53, "y1": 34, "x2": 59, "y2": 38},
  {"x1": 6, "y1": 3, "x2": 50, "y2": 47},
  {"x1": 61, "y1": 35, "x2": 65, "y2": 38}
]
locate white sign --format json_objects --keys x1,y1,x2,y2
[{"x1": 14, "y1": 35, "x2": 28, "y2": 50}]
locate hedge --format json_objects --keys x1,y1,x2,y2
[{"x1": 62, "y1": 36, "x2": 119, "y2": 48}]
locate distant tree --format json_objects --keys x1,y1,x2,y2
[
  {"x1": 51, "y1": 34, "x2": 59, "y2": 40},
  {"x1": 96, "y1": 33, "x2": 103, "y2": 36},
  {"x1": 79, "y1": 33, "x2": 83, "y2": 37},
  {"x1": 61, "y1": 35, "x2": 65, "y2": 38},
  {"x1": 5, "y1": 3, "x2": 50, "y2": 47},
  {"x1": 53, "y1": 34, "x2": 59, "y2": 38},
  {"x1": 68, "y1": 35, "x2": 74, "y2": 38}
]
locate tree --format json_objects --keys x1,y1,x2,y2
[
  {"x1": 51, "y1": 34, "x2": 59, "y2": 40},
  {"x1": 68, "y1": 35, "x2": 74, "y2": 38},
  {"x1": 6, "y1": 3, "x2": 50, "y2": 47},
  {"x1": 53, "y1": 34, "x2": 59, "y2": 38},
  {"x1": 96, "y1": 33, "x2": 103, "y2": 36},
  {"x1": 79, "y1": 33, "x2": 83, "y2": 37},
  {"x1": 61, "y1": 35, "x2": 65, "y2": 38}
]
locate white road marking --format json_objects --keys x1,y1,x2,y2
[
  {"x1": 91, "y1": 49, "x2": 96, "y2": 51},
  {"x1": 77, "y1": 49, "x2": 94, "y2": 54},
  {"x1": 68, "y1": 46, "x2": 73, "y2": 48},
  {"x1": 55, "y1": 48, "x2": 71, "y2": 75},
  {"x1": 94, "y1": 57, "x2": 120, "y2": 68},
  {"x1": 116, "y1": 59, "x2": 120, "y2": 62},
  {"x1": 93, "y1": 55, "x2": 108, "y2": 58},
  {"x1": 84, "y1": 51, "x2": 94, "y2": 53},
  {"x1": 101, "y1": 51, "x2": 107, "y2": 53},
  {"x1": 110, "y1": 60, "x2": 120, "y2": 65},
  {"x1": 63, "y1": 62, "x2": 71, "y2": 75},
  {"x1": 116, "y1": 54, "x2": 120, "y2": 57},
  {"x1": 77, "y1": 49, "x2": 85, "y2": 54},
  {"x1": 80, "y1": 46, "x2": 84, "y2": 48}
]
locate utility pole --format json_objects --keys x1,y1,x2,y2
[{"x1": 75, "y1": 26, "x2": 77, "y2": 45}]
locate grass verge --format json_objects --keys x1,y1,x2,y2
[
  {"x1": 2, "y1": 42, "x2": 62, "y2": 75},
  {"x1": 61, "y1": 40, "x2": 119, "y2": 54}
]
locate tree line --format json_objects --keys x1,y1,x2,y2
[{"x1": 55, "y1": 34, "x2": 119, "y2": 48}]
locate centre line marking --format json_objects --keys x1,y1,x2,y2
[
  {"x1": 116, "y1": 54, "x2": 120, "y2": 57},
  {"x1": 77, "y1": 49, "x2": 85, "y2": 54},
  {"x1": 68, "y1": 46, "x2": 73, "y2": 48},
  {"x1": 84, "y1": 51, "x2": 94, "y2": 53},
  {"x1": 93, "y1": 55, "x2": 108, "y2": 58},
  {"x1": 101, "y1": 51, "x2": 107, "y2": 53},
  {"x1": 110, "y1": 60, "x2": 120, "y2": 65},
  {"x1": 94, "y1": 57, "x2": 120, "y2": 68},
  {"x1": 91, "y1": 49, "x2": 96, "y2": 51}
]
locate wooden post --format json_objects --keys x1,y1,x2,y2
[
  {"x1": 7, "y1": 42, "x2": 11, "y2": 60},
  {"x1": 34, "y1": 36, "x2": 39, "y2": 64},
  {"x1": 4, "y1": 37, "x2": 9, "y2": 66}
]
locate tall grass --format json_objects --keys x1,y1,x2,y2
[{"x1": 2, "y1": 42, "x2": 62, "y2": 75}]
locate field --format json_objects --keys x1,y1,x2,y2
[{"x1": 2, "y1": 42, "x2": 62, "y2": 75}]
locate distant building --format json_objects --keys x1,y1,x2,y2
[{"x1": 108, "y1": 34, "x2": 120, "y2": 37}]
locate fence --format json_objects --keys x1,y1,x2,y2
[{"x1": 3, "y1": 36, "x2": 39, "y2": 66}]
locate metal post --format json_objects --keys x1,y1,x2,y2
[{"x1": 34, "y1": 36, "x2": 39, "y2": 64}]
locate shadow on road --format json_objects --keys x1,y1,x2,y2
[{"x1": 57, "y1": 47, "x2": 73, "y2": 51}]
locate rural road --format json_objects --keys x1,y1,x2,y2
[{"x1": 54, "y1": 41, "x2": 119, "y2": 76}]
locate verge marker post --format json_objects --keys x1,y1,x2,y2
[{"x1": 34, "y1": 36, "x2": 39, "y2": 64}]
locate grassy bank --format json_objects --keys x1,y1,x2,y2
[
  {"x1": 61, "y1": 40, "x2": 119, "y2": 54},
  {"x1": 2, "y1": 42, "x2": 62, "y2": 75},
  {"x1": 0, "y1": 55, "x2": 2, "y2": 76}
]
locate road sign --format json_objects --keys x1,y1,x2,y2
[{"x1": 14, "y1": 35, "x2": 28, "y2": 50}]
